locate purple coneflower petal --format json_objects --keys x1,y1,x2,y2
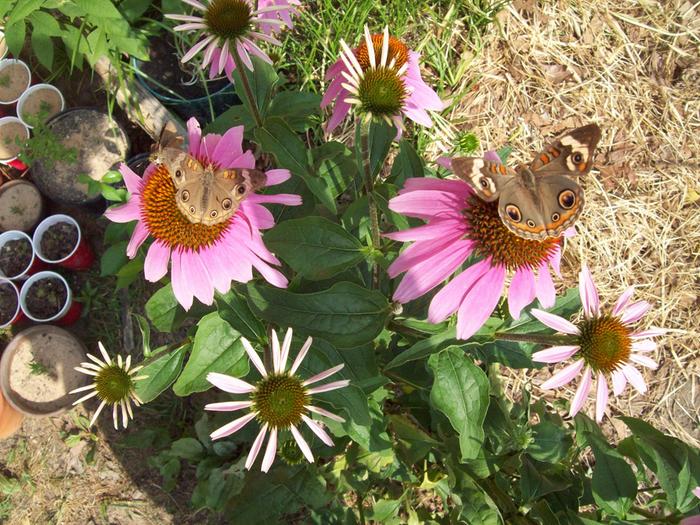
[
  {"x1": 630, "y1": 327, "x2": 667, "y2": 339},
  {"x1": 280, "y1": 327, "x2": 293, "y2": 372},
  {"x1": 541, "y1": 359, "x2": 585, "y2": 389},
  {"x1": 629, "y1": 354, "x2": 658, "y2": 370},
  {"x1": 261, "y1": 428, "x2": 278, "y2": 472},
  {"x1": 621, "y1": 364, "x2": 647, "y2": 394},
  {"x1": 265, "y1": 169, "x2": 291, "y2": 185},
  {"x1": 388, "y1": 237, "x2": 461, "y2": 279},
  {"x1": 144, "y1": 241, "x2": 171, "y2": 282},
  {"x1": 535, "y1": 261, "x2": 556, "y2": 309},
  {"x1": 204, "y1": 401, "x2": 253, "y2": 412},
  {"x1": 631, "y1": 339, "x2": 657, "y2": 352},
  {"x1": 531, "y1": 309, "x2": 580, "y2": 335},
  {"x1": 241, "y1": 338, "x2": 267, "y2": 377},
  {"x1": 290, "y1": 425, "x2": 314, "y2": 463},
  {"x1": 569, "y1": 366, "x2": 593, "y2": 417},
  {"x1": 290, "y1": 336, "x2": 313, "y2": 375},
  {"x1": 302, "y1": 414, "x2": 334, "y2": 446},
  {"x1": 207, "y1": 372, "x2": 255, "y2": 394},
  {"x1": 303, "y1": 364, "x2": 344, "y2": 386},
  {"x1": 595, "y1": 373, "x2": 609, "y2": 422},
  {"x1": 579, "y1": 265, "x2": 599, "y2": 318},
  {"x1": 456, "y1": 263, "x2": 506, "y2": 340},
  {"x1": 428, "y1": 258, "x2": 491, "y2": 324},
  {"x1": 532, "y1": 345, "x2": 580, "y2": 363},
  {"x1": 210, "y1": 412, "x2": 257, "y2": 440},
  {"x1": 620, "y1": 301, "x2": 652, "y2": 325},
  {"x1": 508, "y1": 267, "x2": 536, "y2": 320},
  {"x1": 119, "y1": 164, "x2": 143, "y2": 195},
  {"x1": 611, "y1": 370, "x2": 627, "y2": 396},
  {"x1": 307, "y1": 379, "x2": 351, "y2": 395},
  {"x1": 245, "y1": 424, "x2": 268, "y2": 470},
  {"x1": 307, "y1": 405, "x2": 345, "y2": 423},
  {"x1": 126, "y1": 221, "x2": 149, "y2": 258},
  {"x1": 104, "y1": 199, "x2": 141, "y2": 223},
  {"x1": 612, "y1": 286, "x2": 635, "y2": 316}
]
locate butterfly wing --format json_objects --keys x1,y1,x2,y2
[
  {"x1": 528, "y1": 123, "x2": 601, "y2": 177},
  {"x1": 498, "y1": 174, "x2": 584, "y2": 240},
  {"x1": 451, "y1": 157, "x2": 516, "y2": 202},
  {"x1": 195, "y1": 168, "x2": 268, "y2": 226}
]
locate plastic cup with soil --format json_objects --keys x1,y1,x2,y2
[
  {"x1": 29, "y1": 108, "x2": 129, "y2": 205},
  {"x1": 0, "y1": 180, "x2": 43, "y2": 232},
  {"x1": 0, "y1": 59, "x2": 31, "y2": 105},
  {"x1": 132, "y1": 35, "x2": 237, "y2": 122},
  {"x1": 0, "y1": 30, "x2": 7, "y2": 61},
  {"x1": 17, "y1": 84, "x2": 65, "y2": 129},
  {"x1": 0, "y1": 116, "x2": 29, "y2": 163},
  {"x1": 33, "y1": 214, "x2": 94, "y2": 270},
  {"x1": 0, "y1": 278, "x2": 22, "y2": 328},
  {"x1": 0, "y1": 326, "x2": 87, "y2": 417},
  {"x1": 0, "y1": 230, "x2": 39, "y2": 279},
  {"x1": 19, "y1": 271, "x2": 81, "y2": 325}
]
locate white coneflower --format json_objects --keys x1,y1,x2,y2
[
  {"x1": 205, "y1": 328, "x2": 349, "y2": 472},
  {"x1": 70, "y1": 342, "x2": 147, "y2": 430}
]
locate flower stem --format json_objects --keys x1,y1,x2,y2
[
  {"x1": 358, "y1": 117, "x2": 381, "y2": 288},
  {"x1": 493, "y1": 332, "x2": 578, "y2": 346},
  {"x1": 232, "y1": 50, "x2": 264, "y2": 129}
]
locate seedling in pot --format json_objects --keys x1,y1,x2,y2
[
  {"x1": 40, "y1": 222, "x2": 78, "y2": 262},
  {"x1": 24, "y1": 277, "x2": 67, "y2": 320},
  {"x1": 0, "y1": 282, "x2": 18, "y2": 325},
  {"x1": 0, "y1": 238, "x2": 32, "y2": 278},
  {"x1": 28, "y1": 359, "x2": 51, "y2": 377}
]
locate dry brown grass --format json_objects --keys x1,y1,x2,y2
[{"x1": 440, "y1": 0, "x2": 699, "y2": 444}]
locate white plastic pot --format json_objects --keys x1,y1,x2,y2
[
  {"x1": 0, "y1": 278, "x2": 21, "y2": 328},
  {"x1": 19, "y1": 270, "x2": 72, "y2": 323},
  {"x1": 0, "y1": 230, "x2": 37, "y2": 280},
  {"x1": 33, "y1": 214, "x2": 81, "y2": 265},
  {"x1": 0, "y1": 116, "x2": 29, "y2": 163},
  {"x1": 17, "y1": 83, "x2": 65, "y2": 129},
  {"x1": 0, "y1": 59, "x2": 31, "y2": 104}
]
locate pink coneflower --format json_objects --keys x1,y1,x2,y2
[
  {"x1": 321, "y1": 26, "x2": 444, "y2": 135},
  {"x1": 105, "y1": 118, "x2": 301, "y2": 310},
  {"x1": 166, "y1": 0, "x2": 296, "y2": 80},
  {"x1": 386, "y1": 153, "x2": 569, "y2": 340},
  {"x1": 70, "y1": 342, "x2": 147, "y2": 430},
  {"x1": 531, "y1": 265, "x2": 665, "y2": 422},
  {"x1": 205, "y1": 328, "x2": 349, "y2": 472}
]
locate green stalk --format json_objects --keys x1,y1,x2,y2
[
  {"x1": 358, "y1": 117, "x2": 381, "y2": 288},
  {"x1": 232, "y1": 49, "x2": 264, "y2": 129},
  {"x1": 493, "y1": 332, "x2": 578, "y2": 346}
]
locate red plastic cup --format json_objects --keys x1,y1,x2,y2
[
  {"x1": 32, "y1": 214, "x2": 95, "y2": 270},
  {"x1": 19, "y1": 270, "x2": 80, "y2": 325},
  {"x1": 0, "y1": 278, "x2": 24, "y2": 328}
]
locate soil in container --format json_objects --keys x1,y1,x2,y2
[
  {"x1": 30, "y1": 108, "x2": 129, "y2": 205},
  {"x1": 24, "y1": 277, "x2": 67, "y2": 319},
  {"x1": 40, "y1": 221, "x2": 78, "y2": 261},
  {"x1": 19, "y1": 87, "x2": 63, "y2": 126},
  {"x1": 0, "y1": 237, "x2": 32, "y2": 278},
  {"x1": 0, "y1": 62, "x2": 30, "y2": 103},
  {"x1": 5, "y1": 327, "x2": 86, "y2": 415},
  {"x1": 0, "y1": 120, "x2": 27, "y2": 161},
  {"x1": 0, "y1": 281, "x2": 18, "y2": 325},
  {"x1": 0, "y1": 180, "x2": 43, "y2": 232}
]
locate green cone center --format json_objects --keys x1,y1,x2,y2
[
  {"x1": 279, "y1": 437, "x2": 305, "y2": 465},
  {"x1": 358, "y1": 66, "x2": 406, "y2": 116},
  {"x1": 205, "y1": 0, "x2": 252, "y2": 41},
  {"x1": 95, "y1": 365, "x2": 134, "y2": 405},
  {"x1": 577, "y1": 316, "x2": 632, "y2": 373},
  {"x1": 252, "y1": 374, "x2": 309, "y2": 429}
]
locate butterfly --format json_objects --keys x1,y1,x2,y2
[
  {"x1": 149, "y1": 123, "x2": 266, "y2": 226},
  {"x1": 451, "y1": 124, "x2": 602, "y2": 240}
]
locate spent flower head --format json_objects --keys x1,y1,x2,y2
[
  {"x1": 70, "y1": 342, "x2": 147, "y2": 430},
  {"x1": 205, "y1": 328, "x2": 349, "y2": 472},
  {"x1": 531, "y1": 265, "x2": 665, "y2": 422}
]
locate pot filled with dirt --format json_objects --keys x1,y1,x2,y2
[
  {"x1": 0, "y1": 59, "x2": 30, "y2": 105},
  {"x1": 19, "y1": 270, "x2": 81, "y2": 325},
  {"x1": 0, "y1": 116, "x2": 29, "y2": 164},
  {"x1": 132, "y1": 35, "x2": 237, "y2": 122},
  {"x1": 0, "y1": 180, "x2": 44, "y2": 232},
  {"x1": 0, "y1": 278, "x2": 22, "y2": 328},
  {"x1": 17, "y1": 83, "x2": 65, "y2": 129},
  {"x1": 0, "y1": 230, "x2": 41, "y2": 279},
  {"x1": 33, "y1": 214, "x2": 94, "y2": 270},
  {"x1": 28, "y1": 108, "x2": 129, "y2": 205},
  {"x1": 0, "y1": 325, "x2": 87, "y2": 417}
]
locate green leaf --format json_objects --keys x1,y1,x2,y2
[
  {"x1": 215, "y1": 289, "x2": 265, "y2": 342},
  {"x1": 100, "y1": 241, "x2": 128, "y2": 276},
  {"x1": 28, "y1": 10, "x2": 62, "y2": 35},
  {"x1": 172, "y1": 313, "x2": 249, "y2": 396},
  {"x1": 5, "y1": 19, "x2": 26, "y2": 56},
  {"x1": 231, "y1": 56, "x2": 279, "y2": 119},
  {"x1": 8, "y1": 0, "x2": 43, "y2": 22},
  {"x1": 265, "y1": 216, "x2": 364, "y2": 281},
  {"x1": 133, "y1": 313, "x2": 151, "y2": 357},
  {"x1": 30, "y1": 26, "x2": 53, "y2": 70},
  {"x1": 428, "y1": 347, "x2": 490, "y2": 461},
  {"x1": 313, "y1": 141, "x2": 359, "y2": 201},
  {"x1": 145, "y1": 283, "x2": 185, "y2": 333},
  {"x1": 368, "y1": 498, "x2": 402, "y2": 522},
  {"x1": 170, "y1": 438, "x2": 204, "y2": 461},
  {"x1": 266, "y1": 90, "x2": 321, "y2": 131},
  {"x1": 134, "y1": 344, "x2": 188, "y2": 403},
  {"x1": 363, "y1": 119, "x2": 395, "y2": 178},
  {"x1": 255, "y1": 118, "x2": 337, "y2": 212},
  {"x1": 587, "y1": 433, "x2": 636, "y2": 517},
  {"x1": 527, "y1": 420, "x2": 573, "y2": 463},
  {"x1": 245, "y1": 281, "x2": 390, "y2": 348},
  {"x1": 520, "y1": 456, "x2": 571, "y2": 502},
  {"x1": 389, "y1": 414, "x2": 438, "y2": 465},
  {"x1": 385, "y1": 327, "x2": 459, "y2": 369},
  {"x1": 205, "y1": 104, "x2": 255, "y2": 135},
  {"x1": 619, "y1": 416, "x2": 700, "y2": 512},
  {"x1": 390, "y1": 140, "x2": 424, "y2": 185}
]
